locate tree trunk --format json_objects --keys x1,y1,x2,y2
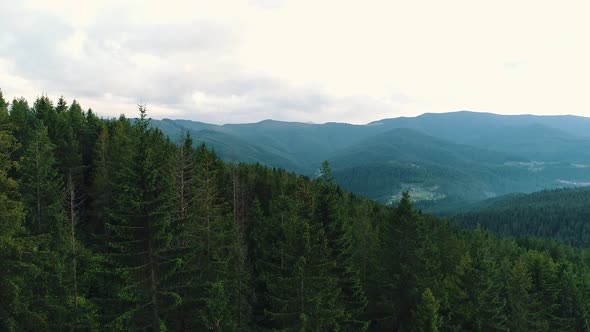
[{"x1": 67, "y1": 171, "x2": 78, "y2": 309}]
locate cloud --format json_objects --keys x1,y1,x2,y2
[
  {"x1": 2, "y1": 0, "x2": 590, "y2": 124},
  {"x1": 0, "y1": 0, "x2": 413, "y2": 124}
]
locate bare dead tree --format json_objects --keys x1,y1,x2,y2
[{"x1": 64, "y1": 168, "x2": 85, "y2": 309}]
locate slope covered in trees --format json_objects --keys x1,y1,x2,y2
[
  {"x1": 2, "y1": 91, "x2": 590, "y2": 330},
  {"x1": 152, "y1": 113, "x2": 590, "y2": 212},
  {"x1": 453, "y1": 186, "x2": 590, "y2": 247}
]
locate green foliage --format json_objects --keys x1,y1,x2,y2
[
  {"x1": 414, "y1": 288, "x2": 442, "y2": 332},
  {"x1": 0, "y1": 118, "x2": 33, "y2": 330},
  {"x1": 151, "y1": 112, "x2": 590, "y2": 214},
  {"x1": 3, "y1": 92, "x2": 590, "y2": 331},
  {"x1": 20, "y1": 124, "x2": 64, "y2": 237},
  {"x1": 454, "y1": 186, "x2": 590, "y2": 247},
  {"x1": 106, "y1": 105, "x2": 178, "y2": 330}
]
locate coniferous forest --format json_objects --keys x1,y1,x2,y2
[{"x1": 2, "y1": 91, "x2": 590, "y2": 331}]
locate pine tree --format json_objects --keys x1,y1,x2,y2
[
  {"x1": 447, "y1": 229, "x2": 506, "y2": 330},
  {"x1": 229, "y1": 171, "x2": 252, "y2": 330},
  {"x1": 20, "y1": 124, "x2": 64, "y2": 237},
  {"x1": 0, "y1": 89, "x2": 8, "y2": 125},
  {"x1": 315, "y1": 161, "x2": 368, "y2": 330},
  {"x1": 193, "y1": 143, "x2": 238, "y2": 329},
  {"x1": 47, "y1": 97, "x2": 84, "y2": 183},
  {"x1": 88, "y1": 124, "x2": 111, "y2": 235},
  {"x1": 264, "y1": 180, "x2": 344, "y2": 330},
  {"x1": 19, "y1": 122, "x2": 77, "y2": 329},
  {"x1": 32, "y1": 95, "x2": 55, "y2": 128},
  {"x1": 555, "y1": 263, "x2": 587, "y2": 331},
  {"x1": 106, "y1": 106, "x2": 179, "y2": 330},
  {"x1": 525, "y1": 250, "x2": 570, "y2": 331},
  {"x1": 414, "y1": 288, "x2": 442, "y2": 332},
  {"x1": 0, "y1": 117, "x2": 37, "y2": 330},
  {"x1": 173, "y1": 133, "x2": 194, "y2": 233},
  {"x1": 376, "y1": 191, "x2": 422, "y2": 329},
  {"x1": 246, "y1": 197, "x2": 270, "y2": 327},
  {"x1": 8, "y1": 97, "x2": 37, "y2": 158},
  {"x1": 506, "y1": 257, "x2": 533, "y2": 331}
]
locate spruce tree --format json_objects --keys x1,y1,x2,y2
[
  {"x1": 193, "y1": 143, "x2": 239, "y2": 329},
  {"x1": 19, "y1": 123, "x2": 77, "y2": 329},
  {"x1": 447, "y1": 229, "x2": 506, "y2": 330},
  {"x1": 315, "y1": 161, "x2": 368, "y2": 330},
  {"x1": 264, "y1": 180, "x2": 344, "y2": 330},
  {"x1": 377, "y1": 192, "x2": 422, "y2": 329},
  {"x1": 414, "y1": 288, "x2": 442, "y2": 332},
  {"x1": 20, "y1": 124, "x2": 64, "y2": 237},
  {"x1": 506, "y1": 257, "x2": 533, "y2": 330},
  {"x1": 8, "y1": 97, "x2": 36, "y2": 158},
  {"x1": 0, "y1": 89, "x2": 8, "y2": 124},
  {"x1": 32, "y1": 96, "x2": 55, "y2": 129},
  {"x1": 106, "y1": 106, "x2": 179, "y2": 330},
  {"x1": 0, "y1": 119, "x2": 36, "y2": 330}
]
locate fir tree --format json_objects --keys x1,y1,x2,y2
[
  {"x1": 8, "y1": 97, "x2": 36, "y2": 158},
  {"x1": 0, "y1": 124, "x2": 36, "y2": 330},
  {"x1": 106, "y1": 106, "x2": 179, "y2": 330},
  {"x1": 414, "y1": 288, "x2": 442, "y2": 332},
  {"x1": 315, "y1": 161, "x2": 368, "y2": 330},
  {"x1": 506, "y1": 257, "x2": 533, "y2": 330},
  {"x1": 20, "y1": 124, "x2": 64, "y2": 237}
]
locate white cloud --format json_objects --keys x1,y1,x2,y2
[{"x1": 2, "y1": 0, "x2": 590, "y2": 123}]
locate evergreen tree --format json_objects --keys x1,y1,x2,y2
[
  {"x1": 315, "y1": 161, "x2": 368, "y2": 330},
  {"x1": 506, "y1": 257, "x2": 533, "y2": 331},
  {"x1": 8, "y1": 97, "x2": 37, "y2": 158},
  {"x1": 3, "y1": 91, "x2": 590, "y2": 331},
  {"x1": 447, "y1": 229, "x2": 506, "y2": 330},
  {"x1": 0, "y1": 89, "x2": 8, "y2": 124},
  {"x1": 0, "y1": 121, "x2": 37, "y2": 330},
  {"x1": 376, "y1": 191, "x2": 428, "y2": 330},
  {"x1": 32, "y1": 95, "x2": 55, "y2": 128},
  {"x1": 88, "y1": 124, "x2": 111, "y2": 235},
  {"x1": 20, "y1": 124, "x2": 64, "y2": 237},
  {"x1": 106, "y1": 106, "x2": 179, "y2": 330},
  {"x1": 192, "y1": 143, "x2": 240, "y2": 329},
  {"x1": 414, "y1": 288, "x2": 442, "y2": 332},
  {"x1": 264, "y1": 180, "x2": 345, "y2": 330},
  {"x1": 19, "y1": 122, "x2": 77, "y2": 329}
]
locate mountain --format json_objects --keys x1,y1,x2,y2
[
  {"x1": 452, "y1": 186, "x2": 590, "y2": 247},
  {"x1": 329, "y1": 128, "x2": 552, "y2": 206},
  {"x1": 151, "y1": 111, "x2": 590, "y2": 210},
  {"x1": 329, "y1": 127, "x2": 516, "y2": 168},
  {"x1": 153, "y1": 118, "x2": 380, "y2": 173},
  {"x1": 190, "y1": 129, "x2": 304, "y2": 171},
  {"x1": 369, "y1": 111, "x2": 590, "y2": 142}
]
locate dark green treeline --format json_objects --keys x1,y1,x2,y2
[{"x1": 1, "y1": 91, "x2": 590, "y2": 331}]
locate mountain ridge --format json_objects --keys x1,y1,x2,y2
[{"x1": 152, "y1": 111, "x2": 590, "y2": 210}]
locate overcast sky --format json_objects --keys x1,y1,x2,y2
[{"x1": 1, "y1": 0, "x2": 589, "y2": 124}]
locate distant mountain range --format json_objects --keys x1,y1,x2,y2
[{"x1": 151, "y1": 111, "x2": 590, "y2": 212}]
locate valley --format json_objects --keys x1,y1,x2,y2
[{"x1": 152, "y1": 111, "x2": 590, "y2": 213}]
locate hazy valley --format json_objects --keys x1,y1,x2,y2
[{"x1": 153, "y1": 111, "x2": 590, "y2": 213}]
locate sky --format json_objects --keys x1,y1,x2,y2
[{"x1": 1, "y1": 0, "x2": 590, "y2": 124}]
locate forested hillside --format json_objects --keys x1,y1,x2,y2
[
  {"x1": 454, "y1": 187, "x2": 590, "y2": 247},
  {"x1": 152, "y1": 112, "x2": 590, "y2": 211},
  {"x1": 2, "y1": 91, "x2": 590, "y2": 331}
]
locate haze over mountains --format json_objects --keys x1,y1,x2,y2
[{"x1": 152, "y1": 111, "x2": 590, "y2": 212}]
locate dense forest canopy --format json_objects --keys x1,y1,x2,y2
[
  {"x1": 1, "y1": 91, "x2": 590, "y2": 331},
  {"x1": 453, "y1": 186, "x2": 590, "y2": 247}
]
